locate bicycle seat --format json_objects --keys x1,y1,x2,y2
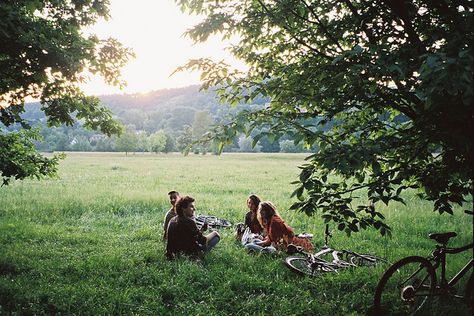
[{"x1": 429, "y1": 232, "x2": 457, "y2": 244}]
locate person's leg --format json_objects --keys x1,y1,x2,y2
[
  {"x1": 252, "y1": 239, "x2": 265, "y2": 245},
  {"x1": 204, "y1": 234, "x2": 220, "y2": 252},
  {"x1": 261, "y1": 246, "x2": 276, "y2": 254},
  {"x1": 245, "y1": 241, "x2": 265, "y2": 252},
  {"x1": 245, "y1": 240, "x2": 276, "y2": 253}
]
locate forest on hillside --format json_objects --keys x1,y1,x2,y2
[{"x1": 4, "y1": 85, "x2": 315, "y2": 154}]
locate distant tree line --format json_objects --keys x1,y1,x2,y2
[{"x1": 4, "y1": 86, "x2": 319, "y2": 154}]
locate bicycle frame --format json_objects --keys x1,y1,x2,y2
[
  {"x1": 314, "y1": 246, "x2": 333, "y2": 258},
  {"x1": 293, "y1": 244, "x2": 355, "y2": 271},
  {"x1": 300, "y1": 251, "x2": 336, "y2": 272},
  {"x1": 287, "y1": 244, "x2": 338, "y2": 270},
  {"x1": 373, "y1": 232, "x2": 473, "y2": 314},
  {"x1": 319, "y1": 225, "x2": 346, "y2": 264},
  {"x1": 311, "y1": 225, "x2": 375, "y2": 268},
  {"x1": 431, "y1": 242, "x2": 474, "y2": 291}
]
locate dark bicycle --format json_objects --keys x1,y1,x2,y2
[
  {"x1": 373, "y1": 231, "x2": 473, "y2": 315},
  {"x1": 194, "y1": 214, "x2": 232, "y2": 229}
]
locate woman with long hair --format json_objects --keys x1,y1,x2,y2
[
  {"x1": 258, "y1": 201, "x2": 295, "y2": 248},
  {"x1": 244, "y1": 201, "x2": 293, "y2": 253},
  {"x1": 244, "y1": 201, "x2": 313, "y2": 253},
  {"x1": 244, "y1": 194, "x2": 263, "y2": 235}
]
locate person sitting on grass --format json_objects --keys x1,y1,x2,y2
[
  {"x1": 236, "y1": 194, "x2": 265, "y2": 243},
  {"x1": 165, "y1": 195, "x2": 220, "y2": 260},
  {"x1": 163, "y1": 190, "x2": 180, "y2": 240},
  {"x1": 244, "y1": 194, "x2": 264, "y2": 235},
  {"x1": 244, "y1": 201, "x2": 289, "y2": 253},
  {"x1": 244, "y1": 201, "x2": 313, "y2": 253}
]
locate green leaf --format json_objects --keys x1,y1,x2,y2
[
  {"x1": 171, "y1": 0, "x2": 473, "y2": 238},
  {"x1": 291, "y1": 186, "x2": 304, "y2": 199},
  {"x1": 372, "y1": 161, "x2": 381, "y2": 175}
]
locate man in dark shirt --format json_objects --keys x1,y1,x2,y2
[
  {"x1": 163, "y1": 190, "x2": 180, "y2": 240},
  {"x1": 165, "y1": 195, "x2": 220, "y2": 259}
]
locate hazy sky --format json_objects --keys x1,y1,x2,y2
[{"x1": 82, "y1": 0, "x2": 242, "y2": 95}]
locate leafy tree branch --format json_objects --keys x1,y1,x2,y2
[{"x1": 177, "y1": 0, "x2": 473, "y2": 235}]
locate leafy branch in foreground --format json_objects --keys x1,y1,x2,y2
[
  {"x1": 177, "y1": 0, "x2": 473, "y2": 236},
  {"x1": 0, "y1": 129, "x2": 65, "y2": 186},
  {"x1": 1, "y1": 1, "x2": 134, "y2": 185}
]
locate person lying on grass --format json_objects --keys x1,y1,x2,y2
[
  {"x1": 245, "y1": 201, "x2": 312, "y2": 253},
  {"x1": 163, "y1": 190, "x2": 180, "y2": 240},
  {"x1": 165, "y1": 195, "x2": 220, "y2": 260}
]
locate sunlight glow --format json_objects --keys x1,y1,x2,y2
[{"x1": 81, "y1": 0, "x2": 244, "y2": 95}]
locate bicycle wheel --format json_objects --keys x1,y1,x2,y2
[
  {"x1": 285, "y1": 256, "x2": 337, "y2": 276},
  {"x1": 373, "y1": 256, "x2": 436, "y2": 315},
  {"x1": 349, "y1": 253, "x2": 388, "y2": 267}
]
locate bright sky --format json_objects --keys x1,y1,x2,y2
[{"x1": 82, "y1": 0, "x2": 243, "y2": 95}]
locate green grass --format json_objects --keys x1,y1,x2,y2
[{"x1": 0, "y1": 152, "x2": 472, "y2": 315}]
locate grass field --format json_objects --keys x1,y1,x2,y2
[{"x1": 0, "y1": 152, "x2": 472, "y2": 315}]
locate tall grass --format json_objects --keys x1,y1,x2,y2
[{"x1": 0, "y1": 152, "x2": 472, "y2": 315}]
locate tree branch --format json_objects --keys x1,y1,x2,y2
[
  {"x1": 342, "y1": 0, "x2": 377, "y2": 44},
  {"x1": 255, "y1": 0, "x2": 333, "y2": 61},
  {"x1": 381, "y1": 0, "x2": 426, "y2": 53},
  {"x1": 287, "y1": 0, "x2": 344, "y2": 52}
]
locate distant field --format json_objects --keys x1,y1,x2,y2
[{"x1": 0, "y1": 152, "x2": 472, "y2": 315}]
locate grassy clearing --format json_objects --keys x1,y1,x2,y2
[{"x1": 0, "y1": 152, "x2": 472, "y2": 315}]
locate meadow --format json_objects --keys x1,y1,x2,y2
[{"x1": 0, "y1": 152, "x2": 472, "y2": 315}]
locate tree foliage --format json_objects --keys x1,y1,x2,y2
[
  {"x1": 0, "y1": 0, "x2": 133, "y2": 184},
  {"x1": 149, "y1": 130, "x2": 167, "y2": 153},
  {"x1": 238, "y1": 135, "x2": 262, "y2": 152},
  {"x1": 176, "y1": 125, "x2": 194, "y2": 153},
  {"x1": 192, "y1": 111, "x2": 214, "y2": 153},
  {"x1": 0, "y1": 129, "x2": 64, "y2": 186},
  {"x1": 177, "y1": 0, "x2": 473, "y2": 235},
  {"x1": 116, "y1": 129, "x2": 137, "y2": 155}
]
